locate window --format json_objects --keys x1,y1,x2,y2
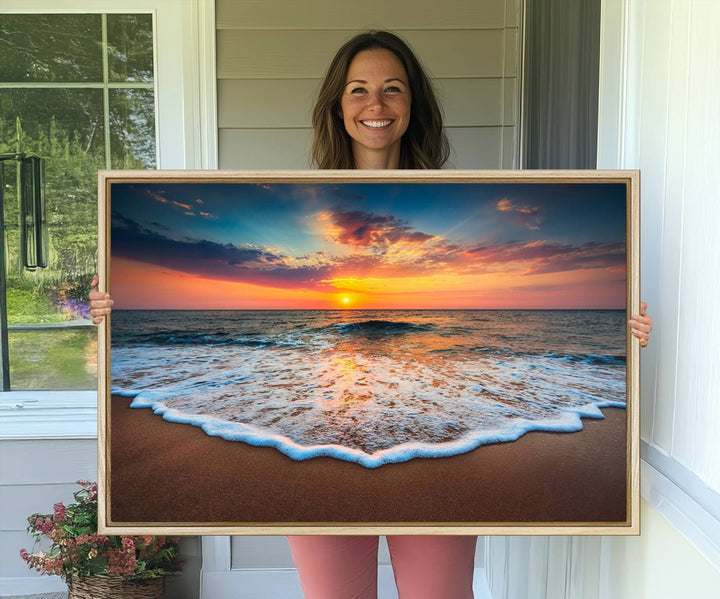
[{"x1": 0, "y1": 13, "x2": 156, "y2": 390}]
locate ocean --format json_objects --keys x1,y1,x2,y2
[{"x1": 111, "y1": 309, "x2": 626, "y2": 468}]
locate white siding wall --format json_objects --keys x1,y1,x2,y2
[{"x1": 216, "y1": 0, "x2": 522, "y2": 169}]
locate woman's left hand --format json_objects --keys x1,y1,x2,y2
[{"x1": 628, "y1": 301, "x2": 653, "y2": 348}]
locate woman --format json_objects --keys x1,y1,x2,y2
[{"x1": 91, "y1": 31, "x2": 653, "y2": 599}]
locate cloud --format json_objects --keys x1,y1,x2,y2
[
  {"x1": 111, "y1": 207, "x2": 625, "y2": 293},
  {"x1": 466, "y1": 240, "x2": 626, "y2": 275},
  {"x1": 320, "y1": 209, "x2": 435, "y2": 249},
  {"x1": 140, "y1": 189, "x2": 217, "y2": 219},
  {"x1": 144, "y1": 189, "x2": 168, "y2": 204},
  {"x1": 496, "y1": 198, "x2": 542, "y2": 230},
  {"x1": 111, "y1": 214, "x2": 336, "y2": 289}
]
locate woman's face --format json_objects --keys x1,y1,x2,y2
[{"x1": 340, "y1": 49, "x2": 411, "y2": 165}]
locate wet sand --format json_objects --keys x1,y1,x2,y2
[{"x1": 109, "y1": 395, "x2": 628, "y2": 526}]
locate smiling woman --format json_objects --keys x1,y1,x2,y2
[
  {"x1": 340, "y1": 48, "x2": 412, "y2": 169},
  {"x1": 311, "y1": 30, "x2": 448, "y2": 170}
]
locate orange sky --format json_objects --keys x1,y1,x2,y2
[{"x1": 112, "y1": 257, "x2": 625, "y2": 310}]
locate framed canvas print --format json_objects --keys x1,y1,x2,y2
[{"x1": 97, "y1": 170, "x2": 640, "y2": 535}]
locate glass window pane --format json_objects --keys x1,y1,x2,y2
[
  {"x1": 8, "y1": 329, "x2": 97, "y2": 390},
  {"x1": 0, "y1": 14, "x2": 102, "y2": 82},
  {"x1": 107, "y1": 14, "x2": 155, "y2": 83},
  {"x1": 0, "y1": 89, "x2": 106, "y2": 161},
  {"x1": 1, "y1": 89, "x2": 103, "y2": 391},
  {"x1": 109, "y1": 89, "x2": 157, "y2": 169}
]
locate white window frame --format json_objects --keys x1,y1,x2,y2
[{"x1": 0, "y1": 0, "x2": 217, "y2": 440}]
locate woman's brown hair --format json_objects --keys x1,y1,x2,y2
[{"x1": 311, "y1": 31, "x2": 449, "y2": 170}]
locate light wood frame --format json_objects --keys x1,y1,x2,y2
[{"x1": 98, "y1": 169, "x2": 640, "y2": 535}]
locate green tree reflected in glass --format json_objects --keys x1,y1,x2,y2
[
  {"x1": 0, "y1": 15, "x2": 102, "y2": 82},
  {"x1": 110, "y1": 89, "x2": 156, "y2": 169},
  {"x1": 0, "y1": 13, "x2": 155, "y2": 390},
  {"x1": 107, "y1": 14, "x2": 154, "y2": 83}
]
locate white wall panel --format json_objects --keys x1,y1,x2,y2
[
  {"x1": 218, "y1": 78, "x2": 516, "y2": 129},
  {"x1": 446, "y1": 127, "x2": 506, "y2": 168},
  {"x1": 671, "y1": 1, "x2": 720, "y2": 485},
  {"x1": 219, "y1": 127, "x2": 510, "y2": 171},
  {"x1": 0, "y1": 483, "x2": 80, "y2": 530},
  {"x1": 439, "y1": 79, "x2": 509, "y2": 126},
  {"x1": 506, "y1": 0, "x2": 521, "y2": 28},
  {"x1": 217, "y1": 29, "x2": 509, "y2": 80},
  {"x1": 0, "y1": 440, "x2": 96, "y2": 486},
  {"x1": 503, "y1": 78, "x2": 518, "y2": 126},
  {"x1": 649, "y1": 1, "x2": 689, "y2": 452},
  {"x1": 218, "y1": 79, "x2": 320, "y2": 128},
  {"x1": 219, "y1": 128, "x2": 313, "y2": 169},
  {"x1": 217, "y1": 0, "x2": 509, "y2": 30},
  {"x1": 636, "y1": 0, "x2": 675, "y2": 451},
  {"x1": 0, "y1": 531, "x2": 46, "y2": 579},
  {"x1": 230, "y1": 536, "x2": 296, "y2": 569}
]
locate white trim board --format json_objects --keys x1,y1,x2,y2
[
  {"x1": 641, "y1": 453, "x2": 720, "y2": 568},
  {"x1": 0, "y1": 576, "x2": 66, "y2": 598},
  {"x1": 0, "y1": 392, "x2": 97, "y2": 440}
]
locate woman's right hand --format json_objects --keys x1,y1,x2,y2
[{"x1": 89, "y1": 274, "x2": 113, "y2": 324}]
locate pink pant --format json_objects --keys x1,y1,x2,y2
[{"x1": 287, "y1": 535, "x2": 477, "y2": 599}]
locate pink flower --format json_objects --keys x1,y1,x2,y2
[
  {"x1": 53, "y1": 502, "x2": 66, "y2": 522},
  {"x1": 19, "y1": 548, "x2": 29, "y2": 562},
  {"x1": 107, "y1": 548, "x2": 137, "y2": 576},
  {"x1": 43, "y1": 556, "x2": 64, "y2": 576},
  {"x1": 34, "y1": 518, "x2": 54, "y2": 535},
  {"x1": 121, "y1": 537, "x2": 135, "y2": 549}
]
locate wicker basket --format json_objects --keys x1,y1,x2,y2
[{"x1": 67, "y1": 575, "x2": 164, "y2": 599}]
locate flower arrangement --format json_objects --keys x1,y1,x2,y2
[{"x1": 20, "y1": 481, "x2": 182, "y2": 585}]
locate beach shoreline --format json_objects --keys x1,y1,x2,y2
[{"x1": 109, "y1": 395, "x2": 628, "y2": 526}]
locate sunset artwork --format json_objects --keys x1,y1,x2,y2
[{"x1": 103, "y1": 173, "x2": 638, "y2": 532}]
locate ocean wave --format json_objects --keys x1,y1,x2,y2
[
  {"x1": 329, "y1": 319, "x2": 433, "y2": 336},
  {"x1": 113, "y1": 331, "x2": 300, "y2": 348},
  {"x1": 543, "y1": 351, "x2": 626, "y2": 366}
]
